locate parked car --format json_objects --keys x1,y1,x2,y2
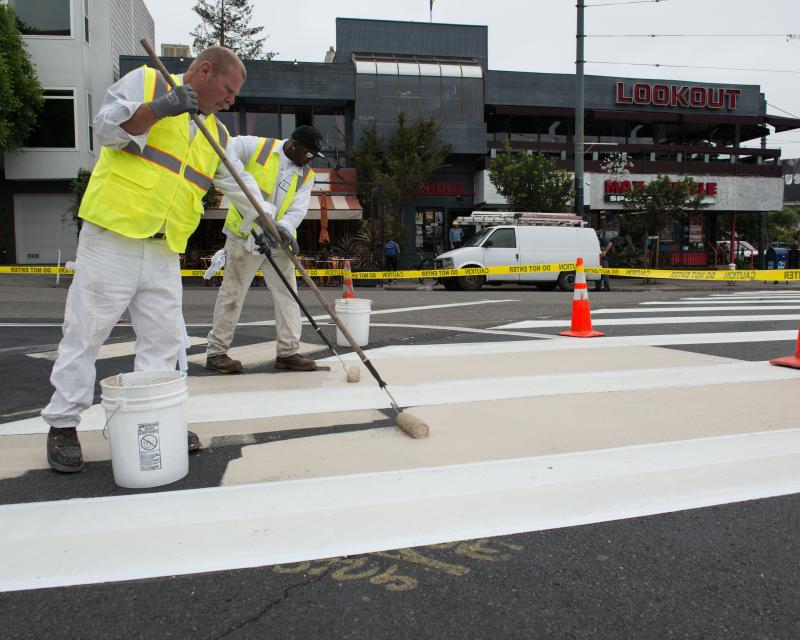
[
  {"x1": 715, "y1": 240, "x2": 758, "y2": 259},
  {"x1": 434, "y1": 225, "x2": 601, "y2": 291}
]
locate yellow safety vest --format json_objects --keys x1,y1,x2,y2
[
  {"x1": 79, "y1": 66, "x2": 229, "y2": 253},
  {"x1": 224, "y1": 137, "x2": 314, "y2": 240}
]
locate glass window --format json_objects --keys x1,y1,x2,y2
[
  {"x1": 312, "y1": 108, "x2": 346, "y2": 151},
  {"x1": 419, "y1": 76, "x2": 441, "y2": 120},
  {"x1": 215, "y1": 109, "x2": 241, "y2": 136},
  {"x1": 355, "y1": 75, "x2": 376, "y2": 122},
  {"x1": 397, "y1": 74, "x2": 420, "y2": 120},
  {"x1": 87, "y1": 93, "x2": 93, "y2": 152},
  {"x1": 415, "y1": 208, "x2": 445, "y2": 253},
  {"x1": 628, "y1": 122, "x2": 653, "y2": 144},
  {"x1": 486, "y1": 228, "x2": 516, "y2": 248},
  {"x1": 376, "y1": 74, "x2": 398, "y2": 121},
  {"x1": 11, "y1": 0, "x2": 71, "y2": 37},
  {"x1": 441, "y1": 77, "x2": 462, "y2": 122},
  {"x1": 244, "y1": 107, "x2": 278, "y2": 137},
  {"x1": 280, "y1": 112, "x2": 296, "y2": 138},
  {"x1": 24, "y1": 89, "x2": 76, "y2": 148},
  {"x1": 83, "y1": 0, "x2": 89, "y2": 43}
]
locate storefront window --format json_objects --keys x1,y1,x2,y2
[
  {"x1": 244, "y1": 107, "x2": 279, "y2": 137},
  {"x1": 215, "y1": 109, "x2": 241, "y2": 136},
  {"x1": 628, "y1": 122, "x2": 653, "y2": 144},
  {"x1": 11, "y1": 0, "x2": 71, "y2": 37},
  {"x1": 415, "y1": 209, "x2": 445, "y2": 253},
  {"x1": 24, "y1": 89, "x2": 76, "y2": 148},
  {"x1": 312, "y1": 109, "x2": 346, "y2": 151}
]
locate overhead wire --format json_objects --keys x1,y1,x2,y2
[
  {"x1": 586, "y1": 60, "x2": 800, "y2": 75},
  {"x1": 587, "y1": 33, "x2": 800, "y2": 39}
]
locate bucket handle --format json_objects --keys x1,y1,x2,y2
[{"x1": 101, "y1": 398, "x2": 126, "y2": 440}]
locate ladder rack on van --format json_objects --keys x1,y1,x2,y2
[{"x1": 454, "y1": 212, "x2": 587, "y2": 227}]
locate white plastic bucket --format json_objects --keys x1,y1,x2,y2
[
  {"x1": 100, "y1": 371, "x2": 189, "y2": 489},
  {"x1": 335, "y1": 298, "x2": 372, "y2": 347}
]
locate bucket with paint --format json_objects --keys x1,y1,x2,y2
[
  {"x1": 335, "y1": 298, "x2": 372, "y2": 347},
  {"x1": 100, "y1": 371, "x2": 189, "y2": 489}
]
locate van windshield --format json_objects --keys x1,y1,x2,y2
[{"x1": 463, "y1": 228, "x2": 493, "y2": 248}]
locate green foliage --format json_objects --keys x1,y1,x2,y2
[
  {"x1": 190, "y1": 0, "x2": 274, "y2": 60},
  {"x1": 488, "y1": 142, "x2": 573, "y2": 212},
  {"x1": 0, "y1": 5, "x2": 43, "y2": 151},
  {"x1": 350, "y1": 112, "x2": 451, "y2": 253},
  {"x1": 63, "y1": 169, "x2": 92, "y2": 234},
  {"x1": 618, "y1": 176, "x2": 709, "y2": 266}
]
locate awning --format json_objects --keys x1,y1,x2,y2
[
  {"x1": 306, "y1": 195, "x2": 363, "y2": 220},
  {"x1": 203, "y1": 194, "x2": 363, "y2": 221}
]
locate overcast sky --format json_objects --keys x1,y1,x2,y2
[{"x1": 141, "y1": 0, "x2": 800, "y2": 154}]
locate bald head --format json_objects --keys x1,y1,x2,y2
[
  {"x1": 184, "y1": 46, "x2": 246, "y2": 115},
  {"x1": 188, "y1": 46, "x2": 246, "y2": 80}
]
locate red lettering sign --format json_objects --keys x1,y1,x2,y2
[
  {"x1": 615, "y1": 82, "x2": 741, "y2": 111},
  {"x1": 604, "y1": 179, "x2": 719, "y2": 197}
]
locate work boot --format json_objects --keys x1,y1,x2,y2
[
  {"x1": 188, "y1": 430, "x2": 201, "y2": 452},
  {"x1": 205, "y1": 353, "x2": 242, "y2": 374},
  {"x1": 275, "y1": 353, "x2": 317, "y2": 371},
  {"x1": 47, "y1": 426, "x2": 84, "y2": 473}
]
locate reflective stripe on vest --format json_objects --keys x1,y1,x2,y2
[
  {"x1": 224, "y1": 138, "x2": 314, "y2": 240},
  {"x1": 78, "y1": 65, "x2": 226, "y2": 253}
]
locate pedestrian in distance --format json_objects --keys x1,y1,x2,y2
[
  {"x1": 384, "y1": 237, "x2": 400, "y2": 272},
  {"x1": 204, "y1": 126, "x2": 325, "y2": 375},
  {"x1": 42, "y1": 46, "x2": 276, "y2": 474},
  {"x1": 449, "y1": 219, "x2": 464, "y2": 250},
  {"x1": 595, "y1": 232, "x2": 613, "y2": 292}
]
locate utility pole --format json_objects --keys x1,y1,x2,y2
[{"x1": 575, "y1": 0, "x2": 585, "y2": 219}]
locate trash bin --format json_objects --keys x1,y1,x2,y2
[{"x1": 765, "y1": 247, "x2": 789, "y2": 269}]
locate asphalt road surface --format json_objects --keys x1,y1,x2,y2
[{"x1": 2, "y1": 275, "x2": 800, "y2": 639}]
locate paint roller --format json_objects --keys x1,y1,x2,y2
[{"x1": 140, "y1": 39, "x2": 429, "y2": 439}]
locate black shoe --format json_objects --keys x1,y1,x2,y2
[
  {"x1": 205, "y1": 353, "x2": 242, "y2": 374},
  {"x1": 47, "y1": 426, "x2": 84, "y2": 473},
  {"x1": 188, "y1": 430, "x2": 201, "y2": 452},
  {"x1": 275, "y1": 353, "x2": 318, "y2": 371}
]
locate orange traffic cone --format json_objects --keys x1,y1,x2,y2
[
  {"x1": 769, "y1": 327, "x2": 800, "y2": 368},
  {"x1": 341, "y1": 259, "x2": 355, "y2": 299},
  {"x1": 559, "y1": 257, "x2": 605, "y2": 338}
]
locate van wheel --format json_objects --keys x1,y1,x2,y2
[
  {"x1": 557, "y1": 271, "x2": 576, "y2": 291},
  {"x1": 535, "y1": 282, "x2": 558, "y2": 291},
  {"x1": 457, "y1": 274, "x2": 485, "y2": 291}
]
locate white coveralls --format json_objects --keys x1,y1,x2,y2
[
  {"x1": 41, "y1": 70, "x2": 275, "y2": 430},
  {"x1": 205, "y1": 136, "x2": 313, "y2": 360}
]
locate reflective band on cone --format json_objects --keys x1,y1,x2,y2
[
  {"x1": 769, "y1": 326, "x2": 800, "y2": 368},
  {"x1": 342, "y1": 259, "x2": 355, "y2": 299},
  {"x1": 559, "y1": 257, "x2": 605, "y2": 338}
]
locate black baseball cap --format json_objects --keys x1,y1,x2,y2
[{"x1": 290, "y1": 125, "x2": 325, "y2": 158}]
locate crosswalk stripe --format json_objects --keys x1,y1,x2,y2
[
  {"x1": 495, "y1": 314, "x2": 800, "y2": 329},
  {"x1": 3, "y1": 427, "x2": 799, "y2": 592}
]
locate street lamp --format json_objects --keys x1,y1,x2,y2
[{"x1": 575, "y1": 0, "x2": 586, "y2": 218}]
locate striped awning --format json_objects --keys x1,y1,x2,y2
[
  {"x1": 306, "y1": 195, "x2": 362, "y2": 220},
  {"x1": 203, "y1": 194, "x2": 362, "y2": 221}
]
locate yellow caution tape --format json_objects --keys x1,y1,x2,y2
[{"x1": 2, "y1": 263, "x2": 800, "y2": 282}]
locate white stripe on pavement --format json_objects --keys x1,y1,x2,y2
[
  {"x1": 593, "y1": 305, "x2": 800, "y2": 314},
  {"x1": 642, "y1": 299, "x2": 800, "y2": 305},
  {"x1": 494, "y1": 314, "x2": 800, "y2": 329},
  {"x1": 3, "y1": 359, "x2": 797, "y2": 436},
  {"x1": 3, "y1": 427, "x2": 800, "y2": 592}
]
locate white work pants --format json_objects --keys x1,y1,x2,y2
[
  {"x1": 41, "y1": 222, "x2": 183, "y2": 429},
  {"x1": 206, "y1": 236, "x2": 301, "y2": 358}
]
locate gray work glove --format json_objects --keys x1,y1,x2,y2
[
  {"x1": 148, "y1": 85, "x2": 198, "y2": 119},
  {"x1": 276, "y1": 223, "x2": 300, "y2": 255}
]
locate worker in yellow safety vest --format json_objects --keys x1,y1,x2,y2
[
  {"x1": 205, "y1": 126, "x2": 324, "y2": 374},
  {"x1": 42, "y1": 46, "x2": 277, "y2": 474}
]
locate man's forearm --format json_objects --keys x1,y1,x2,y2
[{"x1": 121, "y1": 104, "x2": 159, "y2": 136}]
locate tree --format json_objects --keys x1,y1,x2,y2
[
  {"x1": 619, "y1": 176, "x2": 709, "y2": 267},
  {"x1": 350, "y1": 113, "x2": 451, "y2": 259},
  {"x1": 0, "y1": 4, "x2": 43, "y2": 151},
  {"x1": 488, "y1": 142, "x2": 573, "y2": 212},
  {"x1": 190, "y1": 0, "x2": 275, "y2": 60}
]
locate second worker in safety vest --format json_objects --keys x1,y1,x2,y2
[{"x1": 204, "y1": 126, "x2": 325, "y2": 374}]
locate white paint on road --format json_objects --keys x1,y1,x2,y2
[
  {"x1": 494, "y1": 314, "x2": 800, "y2": 329},
  {"x1": 3, "y1": 427, "x2": 800, "y2": 592}
]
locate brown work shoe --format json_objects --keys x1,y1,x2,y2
[
  {"x1": 275, "y1": 353, "x2": 317, "y2": 371},
  {"x1": 47, "y1": 426, "x2": 84, "y2": 473},
  {"x1": 205, "y1": 353, "x2": 242, "y2": 374}
]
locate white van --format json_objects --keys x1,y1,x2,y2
[{"x1": 435, "y1": 225, "x2": 601, "y2": 291}]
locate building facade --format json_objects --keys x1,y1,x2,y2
[
  {"x1": 0, "y1": 0, "x2": 153, "y2": 264},
  {"x1": 5, "y1": 15, "x2": 799, "y2": 267}
]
